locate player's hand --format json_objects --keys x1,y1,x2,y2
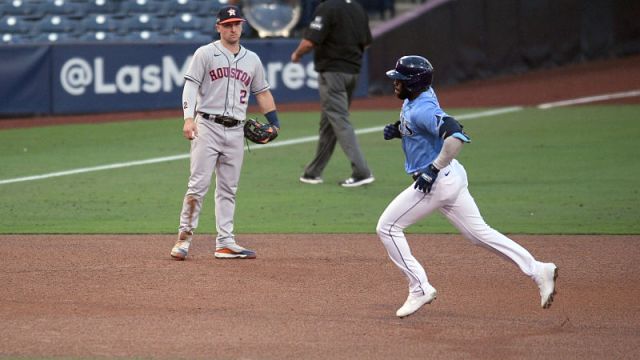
[
  {"x1": 414, "y1": 164, "x2": 440, "y2": 193},
  {"x1": 383, "y1": 121, "x2": 401, "y2": 140},
  {"x1": 183, "y1": 118, "x2": 198, "y2": 140}
]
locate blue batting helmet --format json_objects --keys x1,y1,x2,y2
[{"x1": 386, "y1": 55, "x2": 433, "y2": 93}]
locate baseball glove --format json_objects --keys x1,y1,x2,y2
[{"x1": 244, "y1": 118, "x2": 278, "y2": 144}]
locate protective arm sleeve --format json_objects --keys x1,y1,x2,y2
[
  {"x1": 182, "y1": 79, "x2": 198, "y2": 120},
  {"x1": 432, "y1": 136, "x2": 464, "y2": 170}
]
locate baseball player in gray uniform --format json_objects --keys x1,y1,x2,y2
[
  {"x1": 171, "y1": 5, "x2": 281, "y2": 260},
  {"x1": 378, "y1": 55, "x2": 558, "y2": 318}
]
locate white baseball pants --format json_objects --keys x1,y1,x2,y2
[
  {"x1": 376, "y1": 159, "x2": 541, "y2": 296},
  {"x1": 178, "y1": 117, "x2": 245, "y2": 245}
]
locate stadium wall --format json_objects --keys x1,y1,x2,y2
[
  {"x1": 368, "y1": 0, "x2": 640, "y2": 94},
  {"x1": 0, "y1": 39, "x2": 369, "y2": 116}
]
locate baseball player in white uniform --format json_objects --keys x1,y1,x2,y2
[
  {"x1": 378, "y1": 55, "x2": 558, "y2": 318},
  {"x1": 171, "y1": 5, "x2": 281, "y2": 260}
]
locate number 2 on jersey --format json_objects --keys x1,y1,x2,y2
[{"x1": 240, "y1": 90, "x2": 247, "y2": 104}]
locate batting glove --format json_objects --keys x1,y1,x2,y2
[
  {"x1": 383, "y1": 121, "x2": 402, "y2": 140},
  {"x1": 414, "y1": 164, "x2": 440, "y2": 193}
]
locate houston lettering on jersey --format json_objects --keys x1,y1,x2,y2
[{"x1": 209, "y1": 67, "x2": 252, "y2": 86}]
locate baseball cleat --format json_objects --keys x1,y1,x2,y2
[
  {"x1": 396, "y1": 286, "x2": 437, "y2": 318},
  {"x1": 299, "y1": 175, "x2": 323, "y2": 184},
  {"x1": 214, "y1": 243, "x2": 256, "y2": 259},
  {"x1": 536, "y1": 262, "x2": 558, "y2": 309},
  {"x1": 339, "y1": 175, "x2": 375, "y2": 188},
  {"x1": 170, "y1": 231, "x2": 193, "y2": 260}
]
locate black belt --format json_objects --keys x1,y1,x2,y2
[{"x1": 200, "y1": 113, "x2": 241, "y2": 127}]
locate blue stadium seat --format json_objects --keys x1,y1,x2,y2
[
  {"x1": 162, "y1": 0, "x2": 199, "y2": 16},
  {"x1": 31, "y1": 31, "x2": 79, "y2": 44},
  {"x1": 80, "y1": 14, "x2": 123, "y2": 34},
  {"x1": 196, "y1": 16, "x2": 215, "y2": 34},
  {"x1": 34, "y1": 15, "x2": 77, "y2": 35},
  {"x1": 120, "y1": 0, "x2": 164, "y2": 16},
  {"x1": 168, "y1": 30, "x2": 213, "y2": 43},
  {"x1": 123, "y1": 13, "x2": 166, "y2": 33},
  {"x1": 190, "y1": 0, "x2": 222, "y2": 18},
  {"x1": 1, "y1": 32, "x2": 31, "y2": 44},
  {"x1": 122, "y1": 30, "x2": 165, "y2": 42},
  {"x1": 0, "y1": 16, "x2": 31, "y2": 34},
  {"x1": 70, "y1": 0, "x2": 122, "y2": 17},
  {"x1": 167, "y1": 13, "x2": 201, "y2": 32},
  {"x1": 2, "y1": 0, "x2": 44, "y2": 20},
  {"x1": 77, "y1": 30, "x2": 126, "y2": 43},
  {"x1": 41, "y1": 0, "x2": 82, "y2": 17}
]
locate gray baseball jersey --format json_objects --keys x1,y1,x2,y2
[{"x1": 184, "y1": 40, "x2": 270, "y2": 120}]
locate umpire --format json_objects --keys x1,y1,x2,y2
[{"x1": 291, "y1": 0, "x2": 374, "y2": 188}]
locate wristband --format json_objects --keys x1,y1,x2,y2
[{"x1": 264, "y1": 110, "x2": 280, "y2": 128}]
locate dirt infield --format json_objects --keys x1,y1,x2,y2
[{"x1": 1, "y1": 234, "x2": 639, "y2": 359}]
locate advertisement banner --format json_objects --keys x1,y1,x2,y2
[{"x1": 49, "y1": 39, "x2": 368, "y2": 115}]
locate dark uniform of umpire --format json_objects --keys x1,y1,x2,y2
[{"x1": 291, "y1": 0, "x2": 374, "y2": 187}]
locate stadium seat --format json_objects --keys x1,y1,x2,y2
[
  {"x1": 197, "y1": 16, "x2": 215, "y2": 34},
  {"x1": 190, "y1": 0, "x2": 222, "y2": 18},
  {"x1": 77, "y1": 30, "x2": 126, "y2": 42},
  {"x1": 0, "y1": 16, "x2": 31, "y2": 34},
  {"x1": 2, "y1": 0, "x2": 44, "y2": 20},
  {"x1": 167, "y1": 13, "x2": 201, "y2": 32},
  {"x1": 80, "y1": 14, "x2": 123, "y2": 34},
  {"x1": 162, "y1": 0, "x2": 199, "y2": 16},
  {"x1": 1, "y1": 32, "x2": 31, "y2": 44},
  {"x1": 70, "y1": 0, "x2": 122, "y2": 17},
  {"x1": 31, "y1": 31, "x2": 79, "y2": 44},
  {"x1": 122, "y1": 30, "x2": 165, "y2": 42},
  {"x1": 41, "y1": 0, "x2": 81, "y2": 17},
  {"x1": 120, "y1": 0, "x2": 165, "y2": 16},
  {"x1": 123, "y1": 13, "x2": 166, "y2": 33},
  {"x1": 34, "y1": 15, "x2": 77, "y2": 35},
  {"x1": 168, "y1": 30, "x2": 213, "y2": 43}
]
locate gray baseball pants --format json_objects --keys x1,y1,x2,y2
[
  {"x1": 303, "y1": 71, "x2": 371, "y2": 179},
  {"x1": 178, "y1": 116, "x2": 245, "y2": 246}
]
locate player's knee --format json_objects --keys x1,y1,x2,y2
[{"x1": 376, "y1": 220, "x2": 401, "y2": 242}]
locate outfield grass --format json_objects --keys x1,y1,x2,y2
[{"x1": 0, "y1": 105, "x2": 638, "y2": 234}]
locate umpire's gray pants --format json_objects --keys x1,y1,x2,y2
[{"x1": 304, "y1": 71, "x2": 371, "y2": 180}]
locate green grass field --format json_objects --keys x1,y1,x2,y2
[{"x1": 1, "y1": 104, "x2": 639, "y2": 234}]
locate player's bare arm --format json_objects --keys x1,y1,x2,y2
[
  {"x1": 255, "y1": 90, "x2": 280, "y2": 129},
  {"x1": 291, "y1": 39, "x2": 315, "y2": 63},
  {"x1": 432, "y1": 137, "x2": 463, "y2": 170}
]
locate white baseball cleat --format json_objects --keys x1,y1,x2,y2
[
  {"x1": 170, "y1": 231, "x2": 193, "y2": 260},
  {"x1": 396, "y1": 286, "x2": 437, "y2": 318},
  {"x1": 214, "y1": 242, "x2": 256, "y2": 259},
  {"x1": 535, "y1": 262, "x2": 558, "y2": 309}
]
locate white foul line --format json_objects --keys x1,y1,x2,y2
[
  {"x1": 2, "y1": 88, "x2": 637, "y2": 186},
  {"x1": 0, "y1": 154, "x2": 190, "y2": 185},
  {"x1": 537, "y1": 89, "x2": 640, "y2": 109}
]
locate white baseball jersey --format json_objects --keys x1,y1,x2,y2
[{"x1": 184, "y1": 40, "x2": 270, "y2": 120}]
